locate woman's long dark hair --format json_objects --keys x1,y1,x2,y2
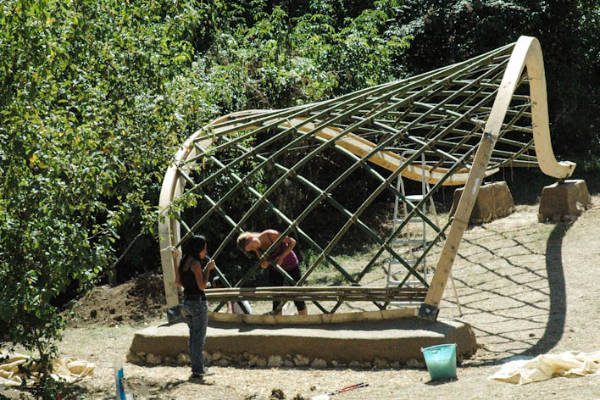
[{"x1": 179, "y1": 234, "x2": 206, "y2": 272}]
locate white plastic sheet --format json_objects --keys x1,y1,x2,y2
[
  {"x1": 490, "y1": 351, "x2": 600, "y2": 385},
  {"x1": 0, "y1": 352, "x2": 94, "y2": 387}
]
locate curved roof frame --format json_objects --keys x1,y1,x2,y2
[{"x1": 158, "y1": 36, "x2": 574, "y2": 321}]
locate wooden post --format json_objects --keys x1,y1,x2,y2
[{"x1": 420, "y1": 36, "x2": 575, "y2": 320}]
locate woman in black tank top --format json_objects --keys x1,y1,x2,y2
[{"x1": 176, "y1": 234, "x2": 215, "y2": 381}]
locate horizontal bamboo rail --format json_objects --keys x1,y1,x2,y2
[{"x1": 205, "y1": 286, "x2": 428, "y2": 302}]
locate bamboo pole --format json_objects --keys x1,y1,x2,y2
[{"x1": 267, "y1": 51, "x2": 518, "y2": 283}]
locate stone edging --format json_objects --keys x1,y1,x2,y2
[{"x1": 126, "y1": 350, "x2": 430, "y2": 370}]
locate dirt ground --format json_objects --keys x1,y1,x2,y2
[
  {"x1": 3, "y1": 196, "x2": 600, "y2": 400},
  {"x1": 66, "y1": 272, "x2": 167, "y2": 328}
]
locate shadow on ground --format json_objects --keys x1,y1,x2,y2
[{"x1": 445, "y1": 219, "x2": 570, "y2": 367}]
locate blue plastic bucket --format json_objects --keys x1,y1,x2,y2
[{"x1": 421, "y1": 343, "x2": 457, "y2": 381}]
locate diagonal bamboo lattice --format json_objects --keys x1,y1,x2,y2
[{"x1": 159, "y1": 36, "x2": 574, "y2": 322}]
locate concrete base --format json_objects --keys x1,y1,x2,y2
[
  {"x1": 450, "y1": 181, "x2": 515, "y2": 224},
  {"x1": 538, "y1": 179, "x2": 592, "y2": 222},
  {"x1": 128, "y1": 318, "x2": 477, "y2": 367}
]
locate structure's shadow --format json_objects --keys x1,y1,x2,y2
[
  {"x1": 521, "y1": 222, "x2": 569, "y2": 356},
  {"x1": 450, "y1": 221, "x2": 570, "y2": 367}
]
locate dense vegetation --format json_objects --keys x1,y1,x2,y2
[{"x1": 1, "y1": 0, "x2": 598, "y2": 395}]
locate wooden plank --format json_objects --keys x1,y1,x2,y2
[{"x1": 422, "y1": 36, "x2": 575, "y2": 315}]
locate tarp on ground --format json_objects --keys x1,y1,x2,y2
[
  {"x1": 0, "y1": 352, "x2": 94, "y2": 387},
  {"x1": 490, "y1": 351, "x2": 600, "y2": 385}
]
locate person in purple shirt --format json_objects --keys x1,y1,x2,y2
[{"x1": 237, "y1": 229, "x2": 308, "y2": 315}]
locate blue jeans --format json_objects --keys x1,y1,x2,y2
[{"x1": 182, "y1": 299, "x2": 208, "y2": 375}]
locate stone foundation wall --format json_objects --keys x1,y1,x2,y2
[
  {"x1": 127, "y1": 319, "x2": 477, "y2": 369},
  {"x1": 126, "y1": 349, "x2": 430, "y2": 370}
]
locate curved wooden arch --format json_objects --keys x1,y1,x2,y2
[
  {"x1": 420, "y1": 36, "x2": 574, "y2": 319},
  {"x1": 159, "y1": 36, "x2": 575, "y2": 323}
]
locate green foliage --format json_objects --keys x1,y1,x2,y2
[
  {"x1": 387, "y1": 0, "x2": 600, "y2": 154},
  {"x1": 0, "y1": 0, "x2": 411, "y2": 385},
  {"x1": 0, "y1": 0, "x2": 201, "y2": 390},
  {"x1": 291, "y1": 4, "x2": 411, "y2": 94},
  {"x1": 1, "y1": 0, "x2": 598, "y2": 391}
]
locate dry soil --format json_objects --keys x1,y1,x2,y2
[{"x1": 3, "y1": 197, "x2": 600, "y2": 400}]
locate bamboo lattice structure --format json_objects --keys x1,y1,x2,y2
[{"x1": 159, "y1": 36, "x2": 574, "y2": 321}]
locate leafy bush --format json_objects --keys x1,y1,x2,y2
[
  {"x1": 389, "y1": 0, "x2": 600, "y2": 154},
  {"x1": 0, "y1": 0, "x2": 410, "y2": 385},
  {"x1": 0, "y1": 0, "x2": 200, "y2": 390},
  {"x1": 1, "y1": 0, "x2": 598, "y2": 393}
]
